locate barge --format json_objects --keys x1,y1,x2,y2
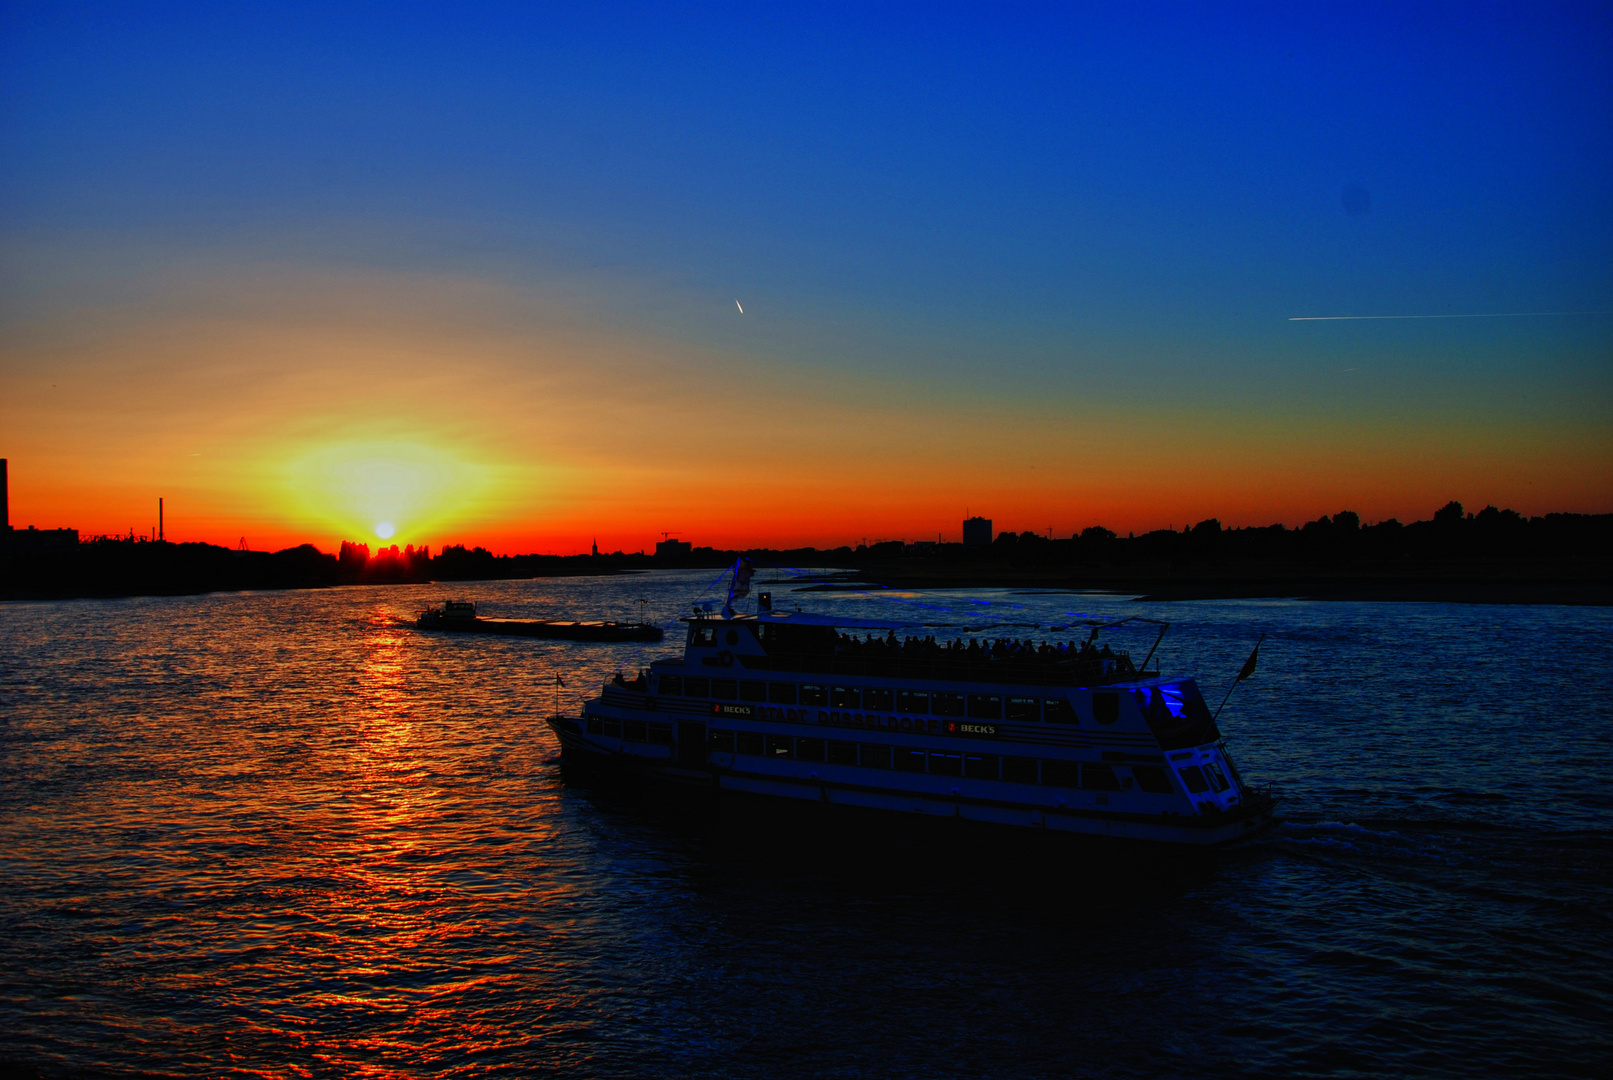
[
  {"x1": 417, "y1": 600, "x2": 664, "y2": 643},
  {"x1": 547, "y1": 563, "x2": 1275, "y2": 845}
]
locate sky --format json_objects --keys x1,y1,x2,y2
[{"x1": 2, "y1": 2, "x2": 1610, "y2": 553}]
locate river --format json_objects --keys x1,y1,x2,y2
[{"x1": 2, "y1": 571, "x2": 1608, "y2": 1077}]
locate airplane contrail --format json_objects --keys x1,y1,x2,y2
[
  {"x1": 736, "y1": 299, "x2": 744, "y2": 314},
  {"x1": 1290, "y1": 311, "x2": 1603, "y2": 321}
]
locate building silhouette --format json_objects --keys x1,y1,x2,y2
[
  {"x1": 0, "y1": 458, "x2": 79, "y2": 550},
  {"x1": 962, "y1": 516, "x2": 993, "y2": 547}
]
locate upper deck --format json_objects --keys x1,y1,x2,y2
[{"x1": 674, "y1": 610, "x2": 1151, "y2": 688}]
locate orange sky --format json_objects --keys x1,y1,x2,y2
[{"x1": 4, "y1": 254, "x2": 1608, "y2": 555}]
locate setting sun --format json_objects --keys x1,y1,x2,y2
[{"x1": 282, "y1": 441, "x2": 492, "y2": 546}]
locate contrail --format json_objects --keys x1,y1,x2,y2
[
  {"x1": 1290, "y1": 311, "x2": 1603, "y2": 321},
  {"x1": 736, "y1": 299, "x2": 744, "y2": 314}
]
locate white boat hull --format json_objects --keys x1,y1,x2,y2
[{"x1": 548, "y1": 715, "x2": 1276, "y2": 846}]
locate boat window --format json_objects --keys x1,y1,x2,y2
[
  {"x1": 624, "y1": 720, "x2": 648, "y2": 742},
  {"x1": 740, "y1": 680, "x2": 767, "y2": 702},
  {"x1": 897, "y1": 690, "x2": 929, "y2": 714},
  {"x1": 684, "y1": 677, "x2": 710, "y2": 698},
  {"x1": 725, "y1": 629, "x2": 740, "y2": 646},
  {"x1": 689, "y1": 626, "x2": 718, "y2": 647},
  {"x1": 800, "y1": 684, "x2": 827, "y2": 706},
  {"x1": 648, "y1": 724, "x2": 674, "y2": 745},
  {"x1": 860, "y1": 744, "x2": 892, "y2": 769},
  {"x1": 603, "y1": 719, "x2": 622, "y2": 738},
  {"x1": 587, "y1": 718, "x2": 603, "y2": 735},
  {"x1": 657, "y1": 675, "x2": 683, "y2": 696},
  {"x1": 863, "y1": 687, "x2": 894, "y2": 711},
  {"x1": 930, "y1": 752, "x2": 963, "y2": 777},
  {"x1": 1081, "y1": 763, "x2": 1121, "y2": 791},
  {"x1": 1203, "y1": 762, "x2": 1230, "y2": 793},
  {"x1": 1002, "y1": 756, "x2": 1038, "y2": 783},
  {"x1": 1092, "y1": 692, "x2": 1120, "y2": 725},
  {"x1": 933, "y1": 692, "x2": 966, "y2": 717},
  {"x1": 827, "y1": 740, "x2": 857, "y2": 765},
  {"x1": 831, "y1": 686, "x2": 860, "y2": 708},
  {"x1": 711, "y1": 679, "x2": 738, "y2": 700},
  {"x1": 796, "y1": 738, "x2": 826, "y2": 762},
  {"x1": 968, "y1": 694, "x2": 1002, "y2": 720},
  {"x1": 894, "y1": 748, "x2": 927, "y2": 773},
  {"x1": 1044, "y1": 698, "x2": 1077, "y2": 724},
  {"x1": 766, "y1": 735, "x2": 793, "y2": 758},
  {"x1": 1130, "y1": 765, "x2": 1173, "y2": 794},
  {"x1": 737, "y1": 732, "x2": 764, "y2": 756},
  {"x1": 1178, "y1": 765, "x2": 1209, "y2": 793},
  {"x1": 769, "y1": 682, "x2": 797, "y2": 704},
  {"x1": 1041, "y1": 760, "x2": 1080, "y2": 788},
  {"x1": 710, "y1": 730, "x2": 736, "y2": 753},
  {"x1": 1006, "y1": 697, "x2": 1039, "y2": 721},
  {"x1": 1141, "y1": 681, "x2": 1221, "y2": 751},
  {"x1": 964, "y1": 754, "x2": 998, "y2": 779}
]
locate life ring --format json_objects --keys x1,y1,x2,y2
[{"x1": 718, "y1": 650, "x2": 734, "y2": 667}]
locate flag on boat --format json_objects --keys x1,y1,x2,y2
[
  {"x1": 1236, "y1": 636, "x2": 1264, "y2": 682},
  {"x1": 555, "y1": 674, "x2": 565, "y2": 687},
  {"x1": 729, "y1": 558, "x2": 754, "y2": 601}
]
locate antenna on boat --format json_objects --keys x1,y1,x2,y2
[{"x1": 1137, "y1": 620, "x2": 1171, "y2": 673}]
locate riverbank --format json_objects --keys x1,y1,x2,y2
[{"x1": 832, "y1": 565, "x2": 1612, "y2": 606}]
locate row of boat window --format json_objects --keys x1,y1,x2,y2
[
  {"x1": 580, "y1": 717, "x2": 1220, "y2": 796},
  {"x1": 655, "y1": 675, "x2": 1081, "y2": 722},
  {"x1": 708, "y1": 730, "x2": 1180, "y2": 792},
  {"x1": 588, "y1": 718, "x2": 676, "y2": 744}
]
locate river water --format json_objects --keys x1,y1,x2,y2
[{"x1": 1, "y1": 570, "x2": 1609, "y2": 1078}]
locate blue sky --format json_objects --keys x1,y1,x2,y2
[{"x1": 2, "y1": 3, "x2": 1609, "y2": 548}]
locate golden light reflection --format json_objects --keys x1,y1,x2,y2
[{"x1": 282, "y1": 440, "x2": 495, "y2": 545}]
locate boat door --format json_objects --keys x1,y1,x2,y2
[{"x1": 678, "y1": 722, "x2": 708, "y2": 765}]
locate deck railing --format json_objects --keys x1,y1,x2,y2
[{"x1": 722, "y1": 650, "x2": 1155, "y2": 687}]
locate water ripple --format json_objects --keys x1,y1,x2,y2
[{"x1": 2, "y1": 577, "x2": 1610, "y2": 1078}]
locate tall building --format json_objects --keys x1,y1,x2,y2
[
  {"x1": 0, "y1": 458, "x2": 78, "y2": 550},
  {"x1": 655, "y1": 538, "x2": 692, "y2": 558},
  {"x1": 962, "y1": 516, "x2": 992, "y2": 547}
]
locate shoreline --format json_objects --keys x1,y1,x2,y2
[
  {"x1": 836, "y1": 570, "x2": 1612, "y2": 607},
  {"x1": 5, "y1": 569, "x2": 1608, "y2": 607}
]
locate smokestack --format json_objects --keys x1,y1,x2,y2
[
  {"x1": 1, "y1": 458, "x2": 7, "y2": 532},
  {"x1": 159, "y1": 498, "x2": 164, "y2": 542}
]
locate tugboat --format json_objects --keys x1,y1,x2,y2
[
  {"x1": 417, "y1": 600, "x2": 663, "y2": 643},
  {"x1": 547, "y1": 562, "x2": 1276, "y2": 845}
]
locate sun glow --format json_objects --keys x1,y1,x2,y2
[{"x1": 283, "y1": 441, "x2": 494, "y2": 545}]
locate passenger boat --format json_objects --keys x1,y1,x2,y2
[{"x1": 547, "y1": 564, "x2": 1276, "y2": 845}]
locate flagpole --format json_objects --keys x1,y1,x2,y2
[{"x1": 1213, "y1": 681, "x2": 1239, "y2": 721}]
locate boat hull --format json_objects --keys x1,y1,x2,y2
[{"x1": 546, "y1": 717, "x2": 1276, "y2": 846}]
